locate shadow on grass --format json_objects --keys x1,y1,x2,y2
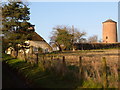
[
  {"x1": 2, "y1": 54, "x2": 103, "y2": 89},
  {"x1": 30, "y1": 65, "x2": 83, "y2": 89}
]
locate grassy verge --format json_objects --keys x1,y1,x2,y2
[
  {"x1": 41, "y1": 48, "x2": 119, "y2": 57},
  {"x1": 2, "y1": 54, "x2": 79, "y2": 88},
  {"x1": 3, "y1": 54, "x2": 117, "y2": 88}
]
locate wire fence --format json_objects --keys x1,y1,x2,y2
[{"x1": 27, "y1": 53, "x2": 119, "y2": 88}]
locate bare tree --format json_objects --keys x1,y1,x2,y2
[{"x1": 87, "y1": 35, "x2": 98, "y2": 43}]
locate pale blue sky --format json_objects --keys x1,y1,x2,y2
[{"x1": 29, "y1": 2, "x2": 118, "y2": 43}]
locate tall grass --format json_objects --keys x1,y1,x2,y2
[{"x1": 3, "y1": 53, "x2": 119, "y2": 88}]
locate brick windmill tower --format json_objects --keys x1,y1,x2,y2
[{"x1": 102, "y1": 19, "x2": 117, "y2": 43}]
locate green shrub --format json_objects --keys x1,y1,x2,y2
[{"x1": 82, "y1": 79, "x2": 102, "y2": 88}]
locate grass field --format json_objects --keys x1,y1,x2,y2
[{"x1": 2, "y1": 49, "x2": 119, "y2": 88}]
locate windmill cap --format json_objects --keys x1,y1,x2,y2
[{"x1": 103, "y1": 19, "x2": 117, "y2": 23}]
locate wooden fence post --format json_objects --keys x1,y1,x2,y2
[
  {"x1": 79, "y1": 56, "x2": 83, "y2": 85},
  {"x1": 62, "y1": 56, "x2": 66, "y2": 76},
  {"x1": 63, "y1": 56, "x2": 65, "y2": 64},
  {"x1": 57, "y1": 56, "x2": 59, "y2": 60},
  {"x1": 51, "y1": 56, "x2": 53, "y2": 60},
  {"x1": 102, "y1": 57, "x2": 108, "y2": 88},
  {"x1": 36, "y1": 53, "x2": 38, "y2": 65},
  {"x1": 42, "y1": 56, "x2": 44, "y2": 61},
  {"x1": 49, "y1": 56, "x2": 53, "y2": 67}
]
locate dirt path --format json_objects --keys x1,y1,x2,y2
[{"x1": 2, "y1": 62, "x2": 29, "y2": 88}]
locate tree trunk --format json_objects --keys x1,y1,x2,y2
[
  {"x1": 58, "y1": 45, "x2": 62, "y2": 52},
  {"x1": 55, "y1": 43, "x2": 62, "y2": 52}
]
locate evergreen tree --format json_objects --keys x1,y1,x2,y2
[
  {"x1": 2, "y1": 0, "x2": 33, "y2": 57},
  {"x1": 2, "y1": 1, "x2": 30, "y2": 31}
]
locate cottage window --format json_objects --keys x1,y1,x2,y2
[
  {"x1": 106, "y1": 36, "x2": 108, "y2": 39},
  {"x1": 33, "y1": 47, "x2": 38, "y2": 52}
]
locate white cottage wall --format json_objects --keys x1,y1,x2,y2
[{"x1": 28, "y1": 41, "x2": 52, "y2": 53}]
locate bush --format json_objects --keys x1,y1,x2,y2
[{"x1": 82, "y1": 79, "x2": 102, "y2": 88}]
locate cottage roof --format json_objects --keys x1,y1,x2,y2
[
  {"x1": 31, "y1": 32, "x2": 45, "y2": 41},
  {"x1": 28, "y1": 32, "x2": 52, "y2": 51},
  {"x1": 103, "y1": 19, "x2": 117, "y2": 23}
]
